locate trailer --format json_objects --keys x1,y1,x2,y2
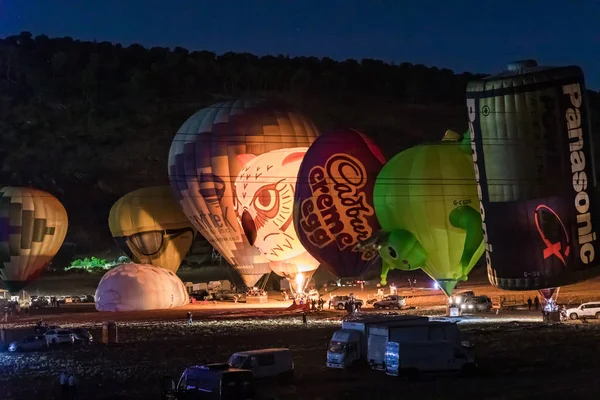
[{"x1": 326, "y1": 316, "x2": 428, "y2": 368}]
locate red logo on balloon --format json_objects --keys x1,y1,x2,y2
[{"x1": 534, "y1": 205, "x2": 570, "y2": 266}]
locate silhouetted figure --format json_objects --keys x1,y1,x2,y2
[
  {"x1": 301, "y1": 312, "x2": 307, "y2": 327},
  {"x1": 527, "y1": 297, "x2": 532, "y2": 310},
  {"x1": 186, "y1": 312, "x2": 193, "y2": 325},
  {"x1": 60, "y1": 371, "x2": 69, "y2": 400},
  {"x1": 534, "y1": 296, "x2": 540, "y2": 310},
  {"x1": 68, "y1": 373, "x2": 77, "y2": 400}
]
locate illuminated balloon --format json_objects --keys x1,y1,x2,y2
[
  {"x1": 374, "y1": 134, "x2": 484, "y2": 295},
  {"x1": 168, "y1": 99, "x2": 319, "y2": 288},
  {"x1": 0, "y1": 187, "x2": 68, "y2": 292},
  {"x1": 95, "y1": 263, "x2": 189, "y2": 311},
  {"x1": 232, "y1": 147, "x2": 320, "y2": 290},
  {"x1": 108, "y1": 186, "x2": 194, "y2": 273},
  {"x1": 539, "y1": 288, "x2": 556, "y2": 301},
  {"x1": 294, "y1": 129, "x2": 385, "y2": 278},
  {"x1": 467, "y1": 60, "x2": 600, "y2": 290}
]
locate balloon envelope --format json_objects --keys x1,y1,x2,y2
[
  {"x1": 108, "y1": 186, "x2": 194, "y2": 273},
  {"x1": 232, "y1": 147, "x2": 320, "y2": 287},
  {"x1": 168, "y1": 99, "x2": 319, "y2": 287},
  {"x1": 95, "y1": 263, "x2": 189, "y2": 311},
  {"x1": 294, "y1": 129, "x2": 385, "y2": 278},
  {"x1": 374, "y1": 142, "x2": 484, "y2": 295},
  {"x1": 467, "y1": 60, "x2": 600, "y2": 290},
  {"x1": 0, "y1": 187, "x2": 68, "y2": 292}
]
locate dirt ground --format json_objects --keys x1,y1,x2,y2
[
  {"x1": 4, "y1": 267, "x2": 600, "y2": 399},
  {"x1": 2, "y1": 303, "x2": 600, "y2": 400}
]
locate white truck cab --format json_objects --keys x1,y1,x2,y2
[{"x1": 326, "y1": 316, "x2": 428, "y2": 369}]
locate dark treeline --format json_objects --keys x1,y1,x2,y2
[{"x1": 0, "y1": 31, "x2": 598, "y2": 256}]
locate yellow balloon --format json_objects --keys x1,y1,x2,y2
[
  {"x1": 0, "y1": 187, "x2": 68, "y2": 292},
  {"x1": 108, "y1": 186, "x2": 194, "y2": 273}
]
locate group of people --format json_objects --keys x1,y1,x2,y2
[
  {"x1": 59, "y1": 371, "x2": 78, "y2": 400},
  {"x1": 527, "y1": 296, "x2": 541, "y2": 311},
  {"x1": 2, "y1": 301, "x2": 29, "y2": 321}
]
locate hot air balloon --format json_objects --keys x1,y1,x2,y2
[
  {"x1": 168, "y1": 99, "x2": 319, "y2": 289},
  {"x1": 0, "y1": 187, "x2": 68, "y2": 292},
  {"x1": 95, "y1": 263, "x2": 189, "y2": 311},
  {"x1": 233, "y1": 147, "x2": 320, "y2": 291},
  {"x1": 467, "y1": 60, "x2": 600, "y2": 290},
  {"x1": 294, "y1": 129, "x2": 385, "y2": 279},
  {"x1": 373, "y1": 132, "x2": 485, "y2": 295},
  {"x1": 108, "y1": 186, "x2": 195, "y2": 273}
]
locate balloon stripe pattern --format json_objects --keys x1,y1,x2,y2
[
  {"x1": 168, "y1": 99, "x2": 319, "y2": 287},
  {"x1": 0, "y1": 187, "x2": 68, "y2": 292}
]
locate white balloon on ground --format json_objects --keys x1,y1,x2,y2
[{"x1": 95, "y1": 263, "x2": 189, "y2": 311}]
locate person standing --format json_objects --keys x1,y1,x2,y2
[
  {"x1": 527, "y1": 297, "x2": 532, "y2": 310},
  {"x1": 60, "y1": 371, "x2": 69, "y2": 400},
  {"x1": 186, "y1": 311, "x2": 193, "y2": 325},
  {"x1": 534, "y1": 296, "x2": 540, "y2": 311},
  {"x1": 68, "y1": 372, "x2": 77, "y2": 400}
]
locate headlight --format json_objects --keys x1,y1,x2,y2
[
  {"x1": 468, "y1": 305, "x2": 474, "y2": 309},
  {"x1": 461, "y1": 304, "x2": 466, "y2": 309},
  {"x1": 456, "y1": 297, "x2": 462, "y2": 305}
]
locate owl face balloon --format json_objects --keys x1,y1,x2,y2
[
  {"x1": 234, "y1": 148, "x2": 308, "y2": 260},
  {"x1": 233, "y1": 147, "x2": 320, "y2": 287}
]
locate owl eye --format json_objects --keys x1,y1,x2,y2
[
  {"x1": 255, "y1": 189, "x2": 277, "y2": 211},
  {"x1": 252, "y1": 183, "x2": 280, "y2": 219}
]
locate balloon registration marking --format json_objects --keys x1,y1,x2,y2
[{"x1": 299, "y1": 154, "x2": 376, "y2": 260}]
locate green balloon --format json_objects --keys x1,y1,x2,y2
[
  {"x1": 379, "y1": 229, "x2": 426, "y2": 285},
  {"x1": 374, "y1": 140, "x2": 484, "y2": 296}
]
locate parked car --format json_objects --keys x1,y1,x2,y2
[
  {"x1": 162, "y1": 363, "x2": 254, "y2": 400},
  {"x1": 449, "y1": 291, "x2": 476, "y2": 306},
  {"x1": 566, "y1": 302, "x2": 600, "y2": 320},
  {"x1": 373, "y1": 295, "x2": 406, "y2": 310},
  {"x1": 71, "y1": 328, "x2": 93, "y2": 344},
  {"x1": 330, "y1": 296, "x2": 364, "y2": 310},
  {"x1": 460, "y1": 296, "x2": 493, "y2": 313},
  {"x1": 190, "y1": 290, "x2": 210, "y2": 301},
  {"x1": 8, "y1": 336, "x2": 48, "y2": 352},
  {"x1": 216, "y1": 291, "x2": 242, "y2": 302},
  {"x1": 44, "y1": 329, "x2": 75, "y2": 345},
  {"x1": 228, "y1": 348, "x2": 294, "y2": 383}
]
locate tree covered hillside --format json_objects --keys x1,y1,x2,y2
[{"x1": 1, "y1": 32, "x2": 598, "y2": 259}]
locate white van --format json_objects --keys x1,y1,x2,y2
[
  {"x1": 228, "y1": 348, "x2": 294, "y2": 383},
  {"x1": 384, "y1": 341, "x2": 475, "y2": 377}
]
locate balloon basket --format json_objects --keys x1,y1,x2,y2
[
  {"x1": 543, "y1": 311, "x2": 561, "y2": 323},
  {"x1": 246, "y1": 295, "x2": 268, "y2": 304}
]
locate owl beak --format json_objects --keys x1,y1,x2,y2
[{"x1": 241, "y1": 210, "x2": 257, "y2": 246}]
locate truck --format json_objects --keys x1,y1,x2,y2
[
  {"x1": 367, "y1": 321, "x2": 466, "y2": 370},
  {"x1": 384, "y1": 340, "x2": 475, "y2": 377},
  {"x1": 326, "y1": 316, "x2": 428, "y2": 368}
]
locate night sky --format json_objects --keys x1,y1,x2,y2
[{"x1": 1, "y1": 0, "x2": 599, "y2": 88}]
